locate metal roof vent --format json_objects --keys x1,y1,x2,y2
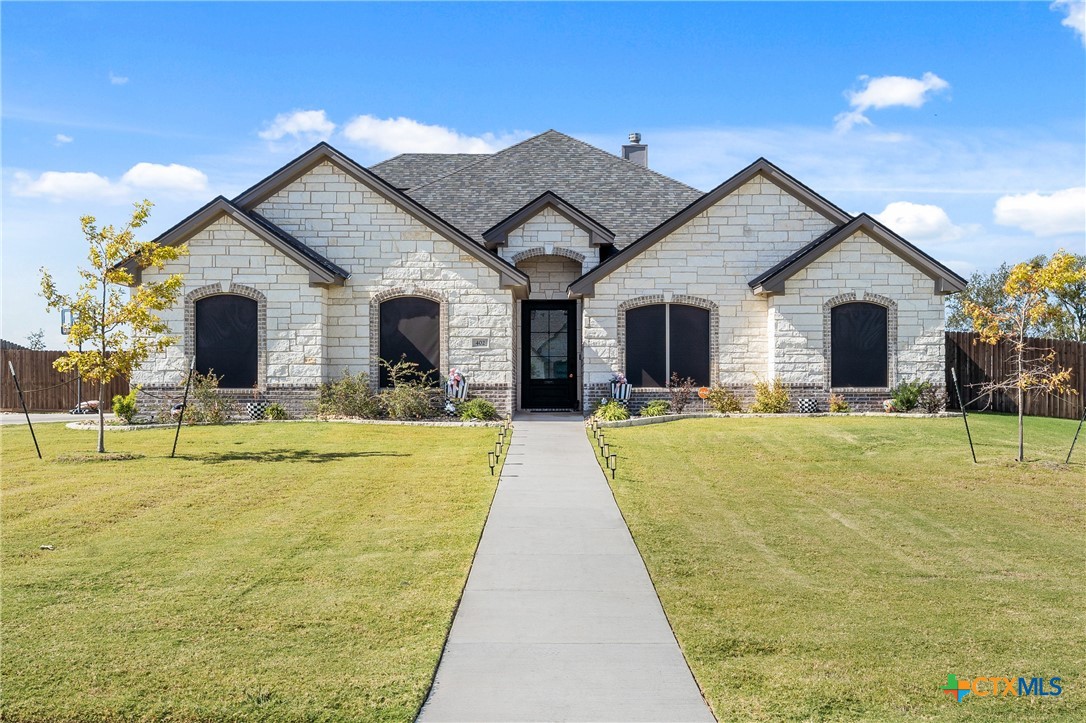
[{"x1": 622, "y1": 133, "x2": 648, "y2": 167}]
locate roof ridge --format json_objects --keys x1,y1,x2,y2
[
  {"x1": 369, "y1": 152, "x2": 408, "y2": 169},
  {"x1": 405, "y1": 130, "x2": 553, "y2": 192},
  {"x1": 407, "y1": 128, "x2": 700, "y2": 195},
  {"x1": 546, "y1": 129, "x2": 702, "y2": 193}
]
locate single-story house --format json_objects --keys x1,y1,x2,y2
[{"x1": 128, "y1": 130, "x2": 966, "y2": 415}]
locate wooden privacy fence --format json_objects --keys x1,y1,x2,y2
[
  {"x1": 946, "y1": 332, "x2": 1085, "y2": 420},
  {"x1": 0, "y1": 347, "x2": 128, "y2": 412}
]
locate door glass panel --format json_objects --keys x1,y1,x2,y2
[{"x1": 528, "y1": 308, "x2": 569, "y2": 380}]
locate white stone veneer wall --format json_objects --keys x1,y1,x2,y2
[
  {"x1": 499, "y1": 207, "x2": 597, "y2": 274},
  {"x1": 583, "y1": 175, "x2": 836, "y2": 387},
  {"x1": 254, "y1": 161, "x2": 513, "y2": 390},
  {"x1": 517, "y1": 255, "x2": 583, "y2": 301},
  {"x1": 131, "y1": 217, "x2": 326, "y2": 389},
  {"x1": 769, "y1": 230, "x2": 945, "y2": 388}
]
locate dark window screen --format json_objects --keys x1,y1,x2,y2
[
  {"x1": 831, "y1": 302, "x2": 888, "y2": 387},
  {"x1": 626, "y1": 305, "x2": 667, "y2": 387},
  {"x1": 669, "y1": 305, "x2": 710, "y2": 386},
  {"x1": 195, "y1": 295, "x2": 258, "y2": 388},
  {"x1": 379, "y1": 296, "x2": 440, "y2": 386}
]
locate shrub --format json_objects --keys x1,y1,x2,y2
[
  {"x1": 918, "y1": 385, "x2": 946, "y2": 414},
  {"x1": 316, "y1": 369, "x2": 381, "y2": 418},
  {"x1": 185, "y1": 370, "x2": 237, "y2": 425},
  {"x1": 667, "y1": 373, "x2": 696, "y2": 414},
  {"x1": 112, "y1": 388, "x2": 139, "y2": 424},
  {"x1": 639, "y1": 399, "x2": 670, "y2": 417},
  {"x1": 458, "y1": 397, "x2": 498, "y2": 421},
  {"x1": 705, "y1": 385, "x2": 742, "y2": 413},
  {"x1": 751, "y1": 376, "x2": 791, "y2": 413},
  {"x1": 378, "y1": 357, "x2": 439, "y2": 420},
  {"x1": 593, "y1": 399, "x2": 631, "y2": 422},
  {"x1": 263, "y1": 403, "x2": 289, "y2": 420},
  {"x1": 890, "y1": 379, "x2": 929, "y2": 413},
  {"x1": 828, "y1": 393, "x2": 850, "y2": 414}
]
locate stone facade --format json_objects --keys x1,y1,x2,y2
[
  {"x1": 255, "y1": 162, "x2": 514, "y2": 392},
  {"x1": 768, "y1": 231, "x2": 946, "y2": 389},
  {"x1": 133, "y1": 146, "x2": 956, "y2": 419},
  {"x1": 582, "y1": 176, "x2": 838, "y2": 406}
]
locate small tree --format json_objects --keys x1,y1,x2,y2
[
  {"x1": 962, "y1": 250, "x2": 1083, "y2": 462},
  {"x1": 1050, "y1": 253, "x2": 1086, "y2": 342},
  {"x1": 40, "y1": 200, "x2": 185, "y2": 453},
  {"x1": 25, "y1": 329, "x2": 46, "y2": 351}
]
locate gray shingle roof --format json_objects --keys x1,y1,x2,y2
[
  {"x1": 369, "y1": 153, "x2": 489, "y2": 190},
  {"x1": 371, "y1": 131, "x2": 703, "y2": 248}
]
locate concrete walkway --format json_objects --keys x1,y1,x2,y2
[{"x1": 419, "y1": 414, "x2": 714, "y2": 722}]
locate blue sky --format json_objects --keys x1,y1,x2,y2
[{"x1": 3, "y1": 1, "x2": 1084, "y2": 347}]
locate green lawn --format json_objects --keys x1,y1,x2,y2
[
  {"x1": 598, "y1": 413, "x2": 1084, "y2": 721},
  {"x1": 1, "y1": 421, "x2": 502, "y2": 722}
]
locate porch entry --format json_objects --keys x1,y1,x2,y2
[{"x1": 521, "y1": 300, "x2": 578, "y2": 410}]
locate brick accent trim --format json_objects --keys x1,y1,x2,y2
[
  {"x1": 369, "y1": 287, "x2": 449, "y2": 387},
  {"x1": 184, "y1": 283, "x2": 268, "y2": 389},
  {"x1": 552, "y1": 247, "x2": 586, "y2": 264},
  {"x1": 615, "y1": 295, "x2": 720, "y2": 387},
  {"x1": 510, "y1": 247, "x2": 546, "y2": 264},
  {"x1": 822, "y1": 292, "x2": 898, "y2": 392}
]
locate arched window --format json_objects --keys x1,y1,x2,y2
[
  {"x1": 831, "y1": 302, "x2": 888, "y2": 387},
  {"x1": 379, "y1": 296, "x2": 440, "y2": 386},
  {"x1": 195, "y1": 294, "x2": 258, "y2": 388},
  {"x1": 625, "y1": 303, "x2": 710, "y2": 387}
]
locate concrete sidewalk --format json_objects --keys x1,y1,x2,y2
[{"x1": 419, "y1": 414, "x2": 713, "y2": 722}]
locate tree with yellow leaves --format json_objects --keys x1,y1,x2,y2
[
  {"x1": 963, "y1": 250, "x2": 1083, "y2": 462},
  {"x1": 40, "y1": 201, "x2": 186, "y2": 453}
]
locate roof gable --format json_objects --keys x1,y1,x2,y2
[
  {"x1": 129, "y1": 196, "x2": 349, "y2": 286},
  {"x1": 230, "y1": 143, "x2": 527, "y2": 290},
  {"x1": 569, "y1": 158, "x2": 852, "y2": 297},
  {"x1": 748, "y1": 214, "x2": 967, "y2": 295},
  {"x1": 482, "y1": 191, "x2": 615, "y2": 249}
]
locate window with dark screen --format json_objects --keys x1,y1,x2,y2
[
  {"x1": 669, "y1": 304, "x2": 710, "y2": 385},
  {"x1": 625, "y1": 303, "x2": 711, "y2": 387},
  {"x1": 379, "y1": 296, "x2": 440, "y2": 386},
  {"x1": 830, "y1": 302, "x2": 888, "y2": 388},
  {"x1": 626, "y1": 305, "x2": 667, "y2": 386},
  {"x1": 195, "y1": 295, "x2": 258, "y2": 388}
]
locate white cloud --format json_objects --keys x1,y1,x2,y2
[
  {"x1": 875, "y1": 201, "x2": 968, "y2": 243},
  {"x1": 258, "y1": 109, "x2": 335, "y2": 142},
  {"x1": 12, "y1": 162, "x2": 208, "y2": 202},
  {"x1": 120, "y1": 163, "x2": 208, "y2": 193},
  {"x1": 54, "y1": 134, "x2": 73, "y2": 145},
  {"x1": 834, "y1": 72, "x2": 949, "y2": 132},
  {"x1": 994, "y1": 187, "x2": 1086, "y2": 237},
  {"x1": 13, "y1": 171, "x2": 114, "y2": 200},
  {"x1": 340, "y1": 114, "x2": 527, "y2": 154},
  {"x1": 109, "y1": 71, "x2": 129, "y2": 85},
  {"x1": 1052, "y1": 0, "x2": 1086, "y2": 45}
]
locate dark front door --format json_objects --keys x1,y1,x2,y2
[{"x1": 522, "y1": 301, "x2": 577, "y2": 410}]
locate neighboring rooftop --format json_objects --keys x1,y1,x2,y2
[{"x1": 369, "y1": 130, "x2": 703, "y2": 248}]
